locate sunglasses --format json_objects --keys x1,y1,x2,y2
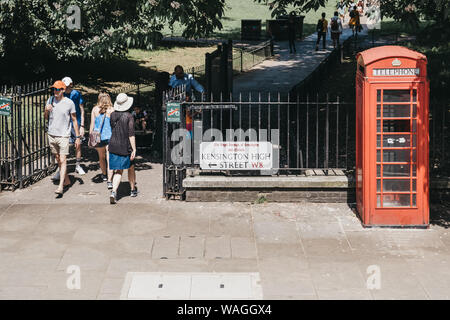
[{"x1": 53, "y1": 88, "x2": 64, "y2": 92}]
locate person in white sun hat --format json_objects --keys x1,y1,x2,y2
[
  {"x1": 52, "y1": 76, "x2": 86, "y2": 180},
  {"x1": 108, "y1": 93, "x2": 137, "y2": 204}
]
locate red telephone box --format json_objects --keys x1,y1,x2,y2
[{"x1": 355, "y1": 46, "x2": 430, "y2": 227}]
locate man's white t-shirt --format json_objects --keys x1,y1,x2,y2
[{"x1": 47, "y1": 97, "x2": 76, "y2": 137}]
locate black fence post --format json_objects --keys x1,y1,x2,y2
[{"x1": 154, "y1": 72, "x2": 170, "y2": 157}]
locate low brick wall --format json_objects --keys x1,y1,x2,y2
[
  {"x1": 186, "y1": 189, "x2": 355, "y2": 203},
  {"x1": 183, "y1": 176, "x2": 448, "y2": 204}
]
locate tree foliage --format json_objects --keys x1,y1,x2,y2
[
  {"x1": 0, "y1": 0, "x2": 225, "y2": 67},
  {"x1": 256, "y1": 0, "x2": 450, "y2": 27}
]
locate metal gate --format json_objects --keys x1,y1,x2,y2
[
  {"x1": 162, "y1": 88, "x2": 355, "y2": 199},
  {"x1": 0, "y1": 80, "x2": 54, "y2": 190}
]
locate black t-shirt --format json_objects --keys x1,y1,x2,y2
[{"x1": 108, "y1": 111, "x2": 135, "y2": 156}]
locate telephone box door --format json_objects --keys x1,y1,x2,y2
[{"x1": 370, "y1": 84, "x2": 428, "y2": 226}]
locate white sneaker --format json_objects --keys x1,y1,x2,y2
[
  {"x1": 51, "y1": 170, "x2": 60, "y2": 181},
  {"x1": 75, "y1": 165, "x2": 86, "y2": 175}
]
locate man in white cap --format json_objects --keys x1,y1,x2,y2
[
  {"x1": 108, "y1": 93, "x2": 137, "y2": 204},
  {"x1": 52, "y1": 76, "x2": 86, "y2": 181}
]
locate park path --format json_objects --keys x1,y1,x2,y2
[{"x1": 233, "y1": 21, "x2": 369, "y2": 93}]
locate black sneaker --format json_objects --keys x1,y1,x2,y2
[
  {"x1": 130, "y1": 189, "x2": 138, "y2": 198},
  {"x1": 110, "y1": 191, "x2": 117, "y2": 204},
  {"x1": 101, "y1": 174, "x2": 107, "y2": 182}
]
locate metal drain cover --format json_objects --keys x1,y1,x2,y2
[
  {"x1": 79, "y1": 191, "x2": 99, "y2": 196},
  {"x1": 121, "y1": 272, "x2": 262, "y2": 300}
]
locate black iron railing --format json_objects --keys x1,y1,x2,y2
[{"x1": 0, "y1": 80, "x2": 54, "y2": 190}]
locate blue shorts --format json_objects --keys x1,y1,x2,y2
[{"x1": 109, "y1": 153, "x2": 131, "y2": 170}]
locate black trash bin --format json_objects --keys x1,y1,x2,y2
[
  {"x1": 266, "y1": 15, "x2": 304, "y2": 40},
  {"x1": 241, "y1": 19, "x2": 262, "y2": 41}
]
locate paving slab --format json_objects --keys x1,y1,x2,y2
[
  {"x1": 151, "y1": 236, "x2": 180, "y2": 259},
  {"x1": 57, "y1": 245, "x2": 111, "y2": 272},
  {"x1": 106, "y1": 258, "x2": 159, "y2": 278},
  {"x1": 256, "y1": 242, "x2": 305, "y2": 259},
  {"x1": 231, "y1": 237, "x2": 257, "y2": 259},
  {"x1": 205, "y1": 236, "x2": 231, "y2": 259},
  {"x1": 179, "y1": 235, "x2": 205, "y2": 259}
]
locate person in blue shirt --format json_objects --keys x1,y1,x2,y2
[
  {"x1": 169, "y1": 65, "x2": 205, "y2": 133},
  {"x1": 169, "y1": 65, "x2": 205, "y2": 97},
  {"x1": 63, "y1": 76, "x2": 86, "y2": 175}
]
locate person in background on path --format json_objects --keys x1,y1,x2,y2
[
  {"x1": 357, "y1": 0, "x2": 364, "y2": 14},
  {"x1": 44, "y1": 81, "x2": 81, "y2": 196},
  {"x1": 315, "y1": 12, "x2": 328, "y2": 51},
  {"x1": 330, "y1": 11, "x2": 344, "y2": 48},
  {"x1": 337, "y1": 0, "x2": 346, "y2": 23},
  {"x1": 63, "y1": 77, "x2": 86, "y2": 175},
  {"x1": 89, "y1": 92, "x2": 114, "y2": 189},
  {"x1": 169, "y1": 65, "x2": 205, "y2": 133},
  {"x1": 287, "y1": 12, "x2": 297, "y2": 54},
  {"x1": 132, "y1": 105, "x2": 149, "y2": 132},
  {"x1": 52, "y1": 77, "x2": 86, "y2": 181},
  {"x1": 108, "y1": 93, "x2": 137, "y2": 204},
  {"x1": 349, "y1": 5, "x2": 361, "y2": 37}
]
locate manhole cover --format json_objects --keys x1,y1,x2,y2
[{"x1": 120, "y1": 272, "x2": 263, "y2": 300}]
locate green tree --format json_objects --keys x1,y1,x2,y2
[
  {"x1": 256, "y1": 0, "x2": 449, "y2": 26},
  {"x1": 0, "y1": 0, "x2": 226, "y2": 66}
]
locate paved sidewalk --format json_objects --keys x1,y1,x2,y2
[
  {"x1": 233, "y1": 23, "x2": 368, "y2": 93},
  {"x1": 0, "y1": 155, "x2": 449, "y2": 299}
]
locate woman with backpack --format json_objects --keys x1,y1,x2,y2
[
  {"x1": 330, "y1": 11, "x2": 343, "y2": 48},
  {"x1": 89, "y1": 92, "x2": 114, "y2": 189}
]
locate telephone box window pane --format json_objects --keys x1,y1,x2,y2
[
  {"x1": 412, "y1": 120, "x2": 417, "y2": 132},
  {"x1": 383, "y1": 90, "x2": 411, "y2": 102},
  {"x1": 413, "y1": 105, "x2": 417, "y2": 118},
  {"x1": 383, "y1": 164, "x2": 410, "y2": 177},
  {"x1": 377, "y1": 195, "x2": 381, "y2": 207},
  {"x1": 413, "y1": 180, "x2": 417, "y2": 192},
  {"x1": 383, "y1": 179, "x2": 410, "y2": 192},
  {"x1": 413, "y1": 150, "x2": 416, "y2": 162},
  {"x1": 383, "y1": 194, "x2": 411, "y2": 207},
  {"x1": 383, "y1": 105, "x2": 410, "y2": 118},
  {"x1": 413, "y1": 165, "x2": 417, "y2": 176},
  {"x1": 377, "y1": 105, "x2": 381, "y2": 117},
  {"x1": 412, "y1": 135, "x2": 417, "y2": 147},
  {"x1": 377, "y1": 120, "x2": 381, "y2": 132},
  {"x1": 383, "y1": 134, "x2": 411, "y2": 147},
  {"x1": 412, "y1": 194, "x2": 417, "y2": 206},
  {"x1": 383, "y1": 150, "x2": 411, "y2": 162},
  {"x1": 383, "y1": 120, "x2": 410, "y2": 132},
  {"x1": 377, "y1": 135, "x2": 381, "y2": 147},
  {"x1": 377, "y1": 180, "x2": 381, "y2": 192},
  {"x1": 413, "y1": 90, "x2": 417, "y2": 102},
  {"x1": 377, "y1": 90, "x2": 381, "y2": 102},
  {"x1": 377, "y1": 165, "x2": 381, "y2": 177},
  {"x1": 377, "y1": 150, "x2": 381, "y2": 162}
]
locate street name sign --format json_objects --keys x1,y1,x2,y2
[{"x1": 200, "y1": 142, "x2": 273, "y2": 170}]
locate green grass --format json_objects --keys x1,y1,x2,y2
[{"x1": 163, "y1": 0, "x2": 340, "y2": 39}]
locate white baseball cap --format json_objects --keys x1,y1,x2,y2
[{"x1": 62, "y1": 77, "x2": 73, "y2": 86}]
